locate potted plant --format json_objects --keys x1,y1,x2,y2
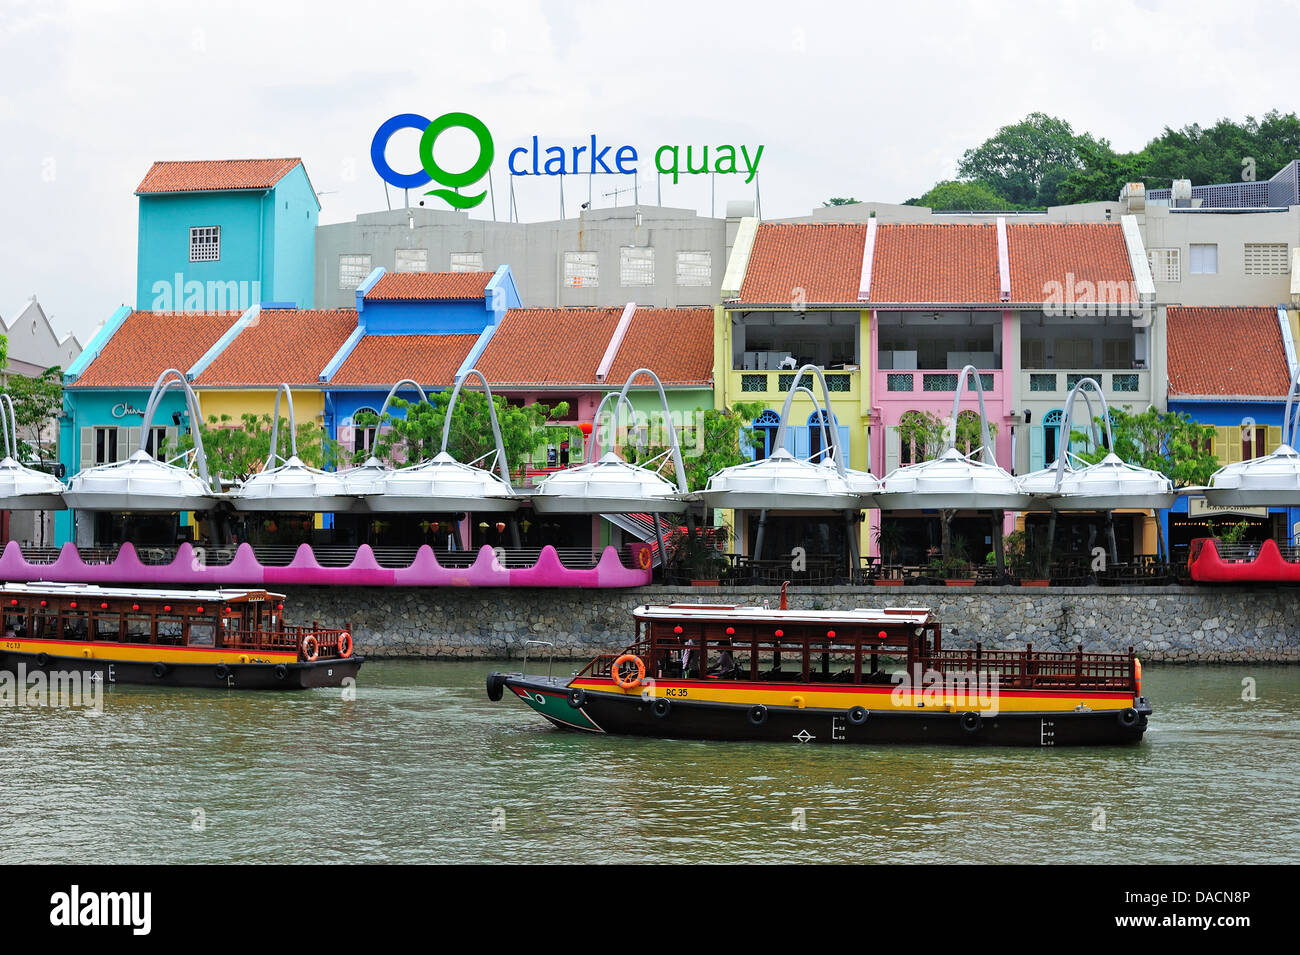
[
  {"x1": 667, "y1": 525, "x2": 729, "y2": 585},
  {"x1": 1004, "y1": 529, "x2": 1050, "y2": 586},
  {"x1": 873, "y1": 521, "x2": 905, "y2": 585}
]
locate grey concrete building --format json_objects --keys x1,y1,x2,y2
[{"x1": 314, "y1": 202, "x2": 749, "y2": 309}]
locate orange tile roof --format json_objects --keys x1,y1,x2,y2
[
  {"x1": 604, "y1": 308, "x2": 714, "y2": 386},
  {"x1": 135, "y1": 158, "x2": 302, "y2": 194},
  {"x1": 870, "y1": 224, "x2": 1000, "y2": 304},
  {"x1": 194, "y1": 309, "x2": 357, "y2": 386},
  {"x1": 330, "y1": 334, "x2": 479, "y2": 387},
  {"x1": 72, "y1": 311, "x2": 242, "y2": 387},
  {"x1": 364, "y1": 271, "x2": 494, "y2": 301},
  {"x1": 475, "y1": 308, "x2": 622, "y2": 386},
  {"x1": 1008, "y1": 223, "x2": 1135, "y2": 304},
  {"x1": 736, "y1": 223, "x2": 867, "y2": 304},
  {"x1": 1167, "y1": 307, "x2": 1291, "y2": 397}
]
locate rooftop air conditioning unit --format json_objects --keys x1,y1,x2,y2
[
  {"x1": 1120, "y1": 182, "x2": 1146, "y2": 212},
  {"x1": 1171, "y1": 179, "x2": 1193, "y2": 208}
]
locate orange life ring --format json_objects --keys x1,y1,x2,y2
[
  {"x1": 1134, "y1": 658, "x2": 1142, "y2": 697},
  {"x1": 637, "y1": 548, "x2": 652, "y2": 570},
  {"x1": 611, "y1": 653, "x2": 646, "y2": 689},
  {"x1": 338, "y1": 631, "x2": 354, "y2": 659},
  {"x1": 301, "y1": 635, "x2": 319, "y2": 663}
]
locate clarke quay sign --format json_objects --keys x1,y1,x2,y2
[{"x1": 370, "y1": 111, "x2": 764, "y2": 210}]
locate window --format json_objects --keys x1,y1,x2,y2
[
  {"x1": 751, "y1": 410, "x2": 781, "y2": 461},
  {"x1": 144, "y1": 427, "x2": 168, "y2": 459},
  {"x1": 450, "y1": 252, "x2": 484, "y2": 272},
  {"x1": 94, "y1": 427, "x2": 119, "y2": 465},
  {"x1": 1244, "y1": 243, "x2": 1290, "y2": 275},
  {"x1": 189, "y1": 226, "x2": 220, "y2": 262},
  {"x1": 676, "y1": 251, "x2": 711, "y2": 286},
  {"x1": 563, "y1": 251, "x2": 598, "y2": 288},
  {"x1": 339, "y1": 254, "x2": 372, "y2": 289},
  {"x1": 1147, "y1": 248, "x2": 1181, "y2": 282},
  {"x1": 394, "y1": 249, "x2": 428, "y2": 272},
  {"x1": 1021, "y1": 338, "x2": 1046, "y2": 369},
  {"x1": 352, "y1": 407, "x2": 379, "y2": 455},
  {"x1": 1189, "y1": 244, "x2": 1218, "y2": 275},
  {"x1": 620, "y1": 247, "x2": 654, "y2": 286},
  {"x1": 1102, "y1": 339, "x2": 1131, "y2": 369}
]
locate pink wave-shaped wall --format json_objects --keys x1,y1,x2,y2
[
  {"x1": 1188, "y1": 537, "x2": 1300, "y2": 583},
  {"x1": 0, "y1": 541, "x2": 651, "y2": 589}
]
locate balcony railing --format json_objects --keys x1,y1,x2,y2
[
  {"x1": 878, "y1": 369, "x2": 1002, "y2": 399},
  {"x1": 734, "y1": 370, "x2": 857, "y2": 396},
  {"x1": 1021, "y1": 369, "x2": 1149, "y2": 401}
]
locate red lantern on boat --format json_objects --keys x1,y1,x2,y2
[
  {"x1": 828, "y1": 630, "x2": 836, "y2": 638},
  {"x1": 673, "y1": 626, "x2": 683, "y2": 634},
  {"x1": 495, "y1": 522, "x2": 506, "y2": 534},
  {"x1": 775, "y1": 629, "x2": 784, "y2": 638},
  {"x1": 725, "y1": 627, "x2": 735, "y2": 635}
]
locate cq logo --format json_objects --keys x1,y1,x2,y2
[{"x1": 371, "y1": 111, "x2": 494, "y2": 210}]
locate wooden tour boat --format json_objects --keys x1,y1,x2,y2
[
  {"x1": 487, "y1": 591, "x2": 1151, "y2": 746},
  {"x1": 0, "y1": 582, "x2": 361, "y2": 690}
]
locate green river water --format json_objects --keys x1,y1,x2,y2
[{"x1": 1, "y1": 661, "x2": 1296, "y2": 864}]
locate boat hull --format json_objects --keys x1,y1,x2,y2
[
  {"x1": 493, "y1": 674, "x2": 1151, "y2": 747},
  {"x1": 1, "y1": 648, "x2": 363, "y2": 690}
]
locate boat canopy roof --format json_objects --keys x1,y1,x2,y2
[
  {"x1": 633, "y1": 604, "x2": 934, "y2": 627},
  {"x1": 0, "y1": 582, "x2": 287, "y2": 603}
]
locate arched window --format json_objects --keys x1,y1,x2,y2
[
  {"x1": 752, "y1": 410, "x2": 781, "y2": 460},
  {"x1": 808, "y1": 409, "x2": 837, "y2": 463},
  {"x1": 1043, "y1": 408, "x2": 1063, "y2": 465},
  {"x1": 352, "y1": 407, "x2": 379, "y2": 456}
]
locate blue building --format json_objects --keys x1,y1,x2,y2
[
  {"x1": 1165, "y1": 305, "x2": 1300, "y2": 557},
  {"x1": 321, "y1": 266, "x2": 521, "y2": 457},
  {"x1": 135, "y1": 158, "x2": 318, "y2": 311}
]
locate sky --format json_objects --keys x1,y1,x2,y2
[{"x1": 1, "y1": 0, "x2": 1298, "y2": 345}]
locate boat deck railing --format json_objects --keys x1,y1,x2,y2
[
  {"x1": 919, "y1": 643, "x2": 1136, "y2": 691},
  {"x1": 220, "y1": 625, "x2": 351, "y2": 659}
]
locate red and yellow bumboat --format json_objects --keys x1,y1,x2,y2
[
  {"x1": 488, "y1": 600, "x2": 1152, "y2": 746},
  {"x1": 0, "y1": 582, "x2": 361, "y2": 690}
]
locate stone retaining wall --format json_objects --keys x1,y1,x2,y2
[{"x1": 282, "y1": 584, "x2": 1300, "y2": 662}]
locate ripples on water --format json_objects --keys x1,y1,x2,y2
[{"x1": 1, "y1": 662, "x2": 1296, "y2": 864}]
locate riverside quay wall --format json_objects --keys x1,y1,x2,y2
[{"x1": 282, "y1": 585, "x2": 1300, "y2": 662}]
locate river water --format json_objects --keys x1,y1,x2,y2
[{"x1": 1, "y1": 661, "x2": 1296, "y2": 864}]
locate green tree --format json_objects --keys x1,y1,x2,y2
[
  {"x1": 621, "y1": 402, "x2": 765, "y2": 492},
  {"x1": 957, "y1": 112, "x2": 1107, "y2": 207},
  {"x1": 1057, "y1": 111, "x2": 1300, "y2": 203},
  {"x1": 916, "y1": 179, "x2": 1015, "y2": 210},
  {"x1": 4, "y1": 366, "x2": 63, "y2": 461},
  {"x1": 364, "y1": 392, "x2": 577, "y2": 477},
  {"x1": 822, "y1": 197, "x2": 862, "y2": 206},
  {"x1": 1070, "y1": 406, "x2": 1218, "y2": 487},
  {"x1": 171, "y1": 413, "x2": 341, "y2": 484}
]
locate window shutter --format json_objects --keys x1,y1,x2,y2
[
  {"x1": 1030, "y1": 425, "x2": 1045, "y2": 472},
  {"x1": 122, "y1": 427, "x2": 140, "y2": 461},
  {"x1": 1212, "y1": 427, "x2": 1229, "y2": 465},
  {"x1": 885, "y1": 427, "x2": 900, "y2": 474},
  {"x1": 794, "y1": 425, "x2": 810, "y2": 460},
  {"x1": 1226, "y1": 426, "x2": 1243, "y2": 464},
  {"x1": 80, "y1": 427, "x2": 96, "y2": 470},
  {"x1": 1267, "y1": 426, "x2": 1283, "y2": 454},
  {"x1": 837, "y1": 425, "x2": 850, "y2": 464}
]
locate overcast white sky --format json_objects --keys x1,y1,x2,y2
[{"x1": 2, "y1": 0, "x2": 1297, "y2": 344}]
